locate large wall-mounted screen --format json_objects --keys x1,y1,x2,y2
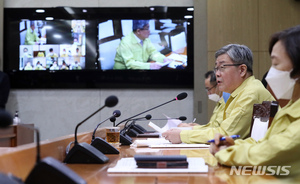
[{"x1": 4, "y1": 7, "x2": 194, "y2": 89}]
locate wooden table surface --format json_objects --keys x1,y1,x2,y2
[
  {"x1": 66, "y1": 146, "x2": 278, "y2": 184},
  {"x1": 0, "y1": 131, "x2": 280, "y2": 184}
]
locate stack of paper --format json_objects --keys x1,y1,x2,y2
[
  {"x1": 107, "y1": 157, "x2": 208, "y2": 173},
  {"x1": 130, "y1": 138, "x2": 210, "y2": 148},
  {"x1": 148, "y1": 115, "x2": 184, "y2": 134},
  {"x1": 131, "y1": 138, "x2": 170, "y2": 147}
]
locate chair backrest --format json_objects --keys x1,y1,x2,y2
[
  {"x1": 99, "y1": 39, "x2": 121, "y2": 70},
  {"x1": 250, "y1": 101, "x2": 279, "y2": 141},
  {"x1": 98, "y1": 20, "x2": 114, "y2": 39},
  {"x1": 169, "y1": 30, "x2": 186, "y2": 52}
]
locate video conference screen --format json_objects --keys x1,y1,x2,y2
[
  {"x1": 19, "y1": 20, "x2": 86, "y2": 71},
  {"x1": 4, "y1": 7, "x2": 194, "y2": 88},
  {"x1": 18, "y1": 18, "x2": 189, "y2": 71},
  {"x1": 98, "y1": 19, "x2": 188, "y2": 70}
]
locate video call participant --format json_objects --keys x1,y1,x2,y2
[
  {"x1": 22, "y1": 47, "x2": 32, "y2": 59},
  {"x1": 35, "y1": 61, "x2": 45, "y2": 70},
  {"x1": 71, "y1": 61, "x2": 82, "y2": 70},
  {"x1": 50, "y1": 61, "x2": 59, "y2": 70},
  {"x1": 60, "y1": 49, "x2": 68, "y2": 57},
  {"x1": 25, "y1": 21, "x2": 39, "y2": 45},
  {"x1": 162, "y1": 44, "x2": 275, "y2": 144},
  {"x1": 178, "y1": 70, "x2": 227, "y2": 128},
  {"x1": 210, "y1": 25, "x2": 300, "y2": 179},
  {"x1": 60, "y1": 60, "x2": 69, "y2": 70},
  {"x1": 24, "y1": 62, "x2": 33, "y2": 70},
  {"x1": 113, "y1": 20, "x2": 173, "y2": 70},
  {"x1": 46, "y1": 48, "x2": 58, "y2": 58}
]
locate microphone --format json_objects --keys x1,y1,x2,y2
[
  {"x1": 150, "y1": 116, "x2": 187, "y2": 121},
  {"x1": 123, "y1": 114, "x2": 152, "y2": 136},
  {"x1": 90, "y1": 110, "x2": 121, "y2": 154},
  {"x1": 91, "y1": 110, "x2": 121, "y2": 140},
  {"x1": 133, "y1": 116, "x2": 187, "y2": 134},
  {"x1": 25, "y1": 127, "x2": 86, "y2": 184},
  {"x1": 116, "y1": 92, "x2": 187, "y2": 127},
  {"x1": 64, "y1": 95, "x2": 118, "y2": 164},
  {"x1": 118, "y1": 114, "x2": 152, "y2": 145},
  {"x1": 117, "y1": 92, "x2": 188, "y2": 145},
  {"x1": 133, "y1": 116, "x2": 187, "y2": 138},
  {"x1": 110, "y1": 116, "x2": 116, "y2": 126}
]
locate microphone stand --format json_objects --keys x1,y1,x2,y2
[
  {"x1": 116, "y1": 92, "x2": 187, "y2": 127},
  {"x1": 115, "y1": 99, "x2": 175, "y2": 127},
  {"x1": 64, "y1": 95, "x2": 118, "y2": 164},
  {"x1": 116, "y1": 92, "x2": 187, "y2": 145},
  {"x1": 90, "y1": 111, "x2": 121, "y2": 154},
  {"x1": 25, "y1": 127, "x2": 86, "y2": 184},
  {"x1": 75, "y1": 105, "x2": 106, "y2": 144}
]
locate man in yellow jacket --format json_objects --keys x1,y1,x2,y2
[
  {"x1": 162, "y1": 44, "x2": 275, "y2": 144},
  {"x1": 178, "y1": 70, "x2": 226, "y2": 129},
  {"x1": 210, "y1": 25, "x2": 300, "y2": 178},
  {"x1": 114, "y1": 20, "x2": 172, "y2": 70}
]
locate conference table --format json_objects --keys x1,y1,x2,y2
[{"x1": 0, "y1": 129, "x2": 280, "y2": 184}]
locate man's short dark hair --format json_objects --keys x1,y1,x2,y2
[
  {"x1": 204, "y1": 70, "x2": 216, "y2": 85},
  {"x1": 132, "y1": 20, "x2": 149, "y2": 32}
]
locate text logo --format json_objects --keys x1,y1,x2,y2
[{"x1": 229, "y1": 166, "x2": 291, "y2": 176}]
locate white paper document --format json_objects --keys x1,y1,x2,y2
[
  {"x1": 167, "y1": 53, "x2": 187, "y2": 63},
  {"x1": 161, "y1": 115, "x2": 183, "y2": 131},
  {"x1": 148, "y1": 115, "x2": 184, "y2": 133},
  {"x1": 107, "y1": 157, "x2": 208, "y2": 173},
  {"x1": 130, "y1": 138, "x2": 209, "y2": 148},
  {"x1": 167, "y1": 60, "x2": 184, "y2": 69},
  {"x1": 149, "y1": 143, "x2": 210, "y2": 148},
  {"x1": 148, "y1": 122, "x2": 164, "y2": 133},
  {"x1": 131, "y1": 138, "x2": 170, "y2": 147}
]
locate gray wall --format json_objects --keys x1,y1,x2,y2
[{"x1": 3, "y1": 0, "x2": 207, "y2": 141}]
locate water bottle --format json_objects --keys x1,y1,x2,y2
[{"x1": 13, "y1": 111, "x2": 21, "y2": 125}]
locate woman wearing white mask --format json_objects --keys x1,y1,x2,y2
[{"x1": 209, "y1": 25, "x2": 300, "y2": 178}]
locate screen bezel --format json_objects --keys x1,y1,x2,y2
[{"x1": 3, "y1": 6, "x2": 194, "y2": 89}]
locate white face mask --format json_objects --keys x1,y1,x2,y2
[
  {"x1": 208, "y1": 93, "x2": 221, "y2": 102},
  {"x1": 265, "y1": 66, "x2": 296, "y2": 100}
]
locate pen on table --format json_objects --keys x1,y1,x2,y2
[
  {"x1": 207, "y1": 135, "x2": 240, "y2": 143},
  {"x1": 192, "y1": 118, "x2": 196, "y2": 123}
]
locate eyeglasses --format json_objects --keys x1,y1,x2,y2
[
  {"x1": 205, "y1": 83, "x2": 217, "y2": 93},
  {"x1": 214, "y1": 63, "x2": 242, "y2": 73}
]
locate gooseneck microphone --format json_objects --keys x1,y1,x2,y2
[
  {"x1": 64, "y1": 95, "x2": 118, "y2": 164},
  {"x1": 123, "y1": 114, "x2": 152, "y2": 128},
  {"x1": 119, "y1": 115, "x2": 152, "y2": 144},
  {"x1": 90, "y1": 110, "x2": 121, "y2": 154},
  {"x1": 121, "y1": 114, "x2": 152, "y2": 135},
  {"x1": 115, "y1": 92, "x2": 187, "y2": 127},
  {"x1": 131, "y1": 116, "x2": 187, "y2": 136},
  {"x1": 25, "y1": 127, "x2": 86, "y2": 184},
  {"x1": 91, "y1": 110, "x2": 121, "y2": 140},
  {"x1": 110, "y1": 116, "x2": 116, "y2": 126},
  {"x1": 116, "y1": 92, "x2": 188, "y2": 145},
  {"x1": 150, "y1": 116, "x2": 187, "y2": 121},
  {"x1": 74, "y1": 96, "x2": 118, "y2": 144}
]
